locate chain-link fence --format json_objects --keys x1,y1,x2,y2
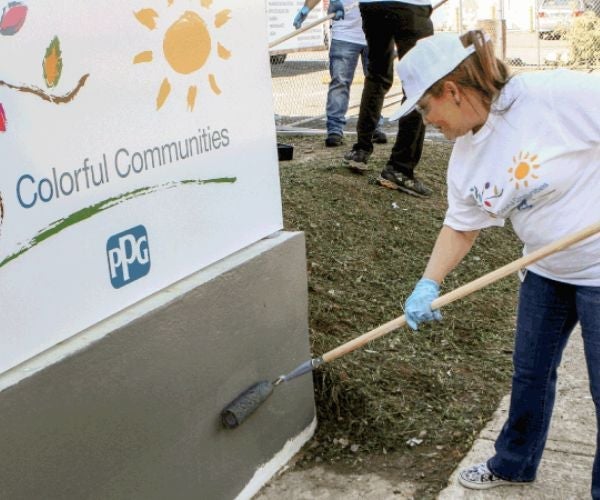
[{"x1": 270, "y1": 0, "x2": 599, "y2": 134}]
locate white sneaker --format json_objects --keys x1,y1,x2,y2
[{"x1": 458, "y1": 462, "x2": 531, "y2": 490}]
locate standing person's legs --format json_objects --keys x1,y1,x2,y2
[
  {"x1": 326, "y1": 39, "x2": 363, "y2": 146},
  {"x1": 386, "y1": 107, "x2": 426, "y2": 175},
  {"x1": 576, "y1": 284, "x2": 600, "y2": 499},
  {"x1": 343, "y1": 2, "x2": 394, "y2": 170},
  {"x1": 360, "y1": 45, "x2": 387, "y2": 144},
  {"x1": 459, "y1": 272, "x2": 578, "y2": 489},
  {"x1": 356, "y1": 3, "x2": 394, "y2": 149},
  {"x1": 377, "y1": 4, "x2": 433, "y2": 197}
]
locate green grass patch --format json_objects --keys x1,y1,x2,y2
[{"x1": 278, "y1": 134, "x2": 522, "y2": 498}]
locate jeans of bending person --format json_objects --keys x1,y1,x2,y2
[
  {"x1": 487, "y1": 271, "x2": 600, "y2": 498},
  {"x1": 327, "y1": 38, "x2": 384, "y2": 139},
  {"x1": 355, "y1": 2, "x2": 433, "y2": 178}
]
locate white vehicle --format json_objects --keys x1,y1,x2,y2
[
  {"x1": 537, "y1": 0, "x2": 585, "y2": 38},
  {"x1": 267, "y1": 0, "x2": 328, "y2": 64}
]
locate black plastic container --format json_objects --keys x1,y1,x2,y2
[{"x1": 277, "y1": 143, "x2": 294, "y2": 161}]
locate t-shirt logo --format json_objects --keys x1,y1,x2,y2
[
  {"x1": 469, "y1": 150, "x2": 549, "y2": 218},
  {"x1": 508, "y1": 151, "x2": 541, "y2": 189},
  {"x1": 470, "y1": 182, "x2": 504, "y2": 215}
]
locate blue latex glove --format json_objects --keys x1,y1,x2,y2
[
  {"x1": 293, "y1": 6, "x2": 310, "y2": 29},
  {"x1": 327, "y1": 0, "x2": 345, "y2": 20},
  {"x1": 405, "y1": 278, "x2": 443, "y2": 331}
]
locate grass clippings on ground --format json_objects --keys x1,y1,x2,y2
[{"x1": 278, "y1": 133, "x2": 522, "y2": 498}]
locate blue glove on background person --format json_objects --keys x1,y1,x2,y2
[
  {"x1": 293, "y1": 6, "x2": 310, "y2": 29},
  {"x1": 328, "y1": 0, "x2": 345, "y2": 20},
  {"x1": 405, "y1": 278, "x2": 443, "y2": 330}
]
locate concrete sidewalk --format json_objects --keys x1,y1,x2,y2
[
  {"x1": 438, "y1": 325, "x2": 596, "y2": 499},
  {"x1": 254, "y1": 326, "x2": 596, "y2": 499}
]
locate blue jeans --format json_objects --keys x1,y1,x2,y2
[
  {"x1": 326, "y1": 39, "x2": 382, "y2": 136},
  {"x1": 488, "y1": 271, "x2": 600, "y2": 499}
]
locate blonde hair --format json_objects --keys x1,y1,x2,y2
[{"x1": 427, "y1": 30, "x2": 511, "y2": 109}]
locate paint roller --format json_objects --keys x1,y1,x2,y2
[{"x1": 220, "y1": 221, "x2": 600, "y2": 429}]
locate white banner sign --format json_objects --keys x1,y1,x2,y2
[
  {"x1": 267, "y1": 0, "x2": 327, "y2": 52},
  {"x1": 0, "y1": 0, "x2": 283, "y2": 374}
]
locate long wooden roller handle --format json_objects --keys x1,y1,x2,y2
[
  {"x1": 269, "y1": 0, "x2": 449, "y2": 51},
  {"x1": 269, "y1": 2, "x2": 359, "y2": 50},
  {"x1": 322, "y1": 220, "x2": 600, "y2": 363}
]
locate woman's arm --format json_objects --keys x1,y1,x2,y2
[
  {"x1": 423, "y1": 225, "x2": 480, "y2": 284},
  {"x1": 404, "y1": 225, "x2": 480, "y2": 330}
]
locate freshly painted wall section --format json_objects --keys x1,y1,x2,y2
[{"x1": 0, "y1": 232, "x2": 315, "y2": 499}]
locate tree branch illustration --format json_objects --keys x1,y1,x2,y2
[{"x1": 0, "y1": 73, "x2": 89, "y2": 104}]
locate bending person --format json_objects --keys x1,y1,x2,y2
[{"x1": 395, "y1": 31, "x2": 600, "y2": 495}]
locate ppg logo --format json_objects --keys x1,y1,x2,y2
[{"x1": 106, "y1": 225, "x2": 151, "y2": 289}]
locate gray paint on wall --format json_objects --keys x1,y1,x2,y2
[{"x1": 0, "y1": 232, "x2": 315, "y2": 500}]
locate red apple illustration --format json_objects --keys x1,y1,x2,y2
[{"x1": 0, "y1": 1, "x2": 27, "y2": 36}]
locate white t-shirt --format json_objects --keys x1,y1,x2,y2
[
  {"x1": 444, "y1": 70, "x2": 600, "y2": 286},
  {"x1": 359, "y1": 0, "x2": 431, "y2": 5},
  {"x1": 332, "y1": 0, "x2": 366, "y2": 45}
]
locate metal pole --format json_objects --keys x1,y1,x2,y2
[
  {"x1": 535, "y1": 0, "x2": 541, "y2": 68},
  {"x1": 499, "y1": 0, "x2": 506, "y2": 60}
]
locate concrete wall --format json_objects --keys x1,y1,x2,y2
[{"x1": 0, "y1": 231, "x2": 315, "y2": 500}]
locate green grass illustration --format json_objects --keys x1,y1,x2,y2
[{"x1": 0, "y1": 177, "x2": 236, "y2": 268}]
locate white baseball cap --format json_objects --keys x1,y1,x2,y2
[{"x1": 389, "y1": 33, "x2": 478, "y2": 121}]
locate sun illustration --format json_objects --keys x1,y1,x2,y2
[
  {"x1": 508, "y1": 151, "x2": 541, "y2": 189},
  {"x1": 133, "y1": 1, "x2": 232, "y2": 111}
]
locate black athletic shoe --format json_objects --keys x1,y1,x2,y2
[
  {"x1": 325, "y1": 134, "x2": 343, "y2": 147},
  {"x1": 372, "y1": 129, "x2": 388, "y2": 144},
  {"x1": 343, "y1": 148, "x2": 371, "y2": 173},
  {"x1": 377, "y1": 165, "x2": 432, "y2": 197}
]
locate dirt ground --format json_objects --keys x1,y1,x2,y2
[{"x1": 257, "y1": 134, "x2": 523, "y2": 499}]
